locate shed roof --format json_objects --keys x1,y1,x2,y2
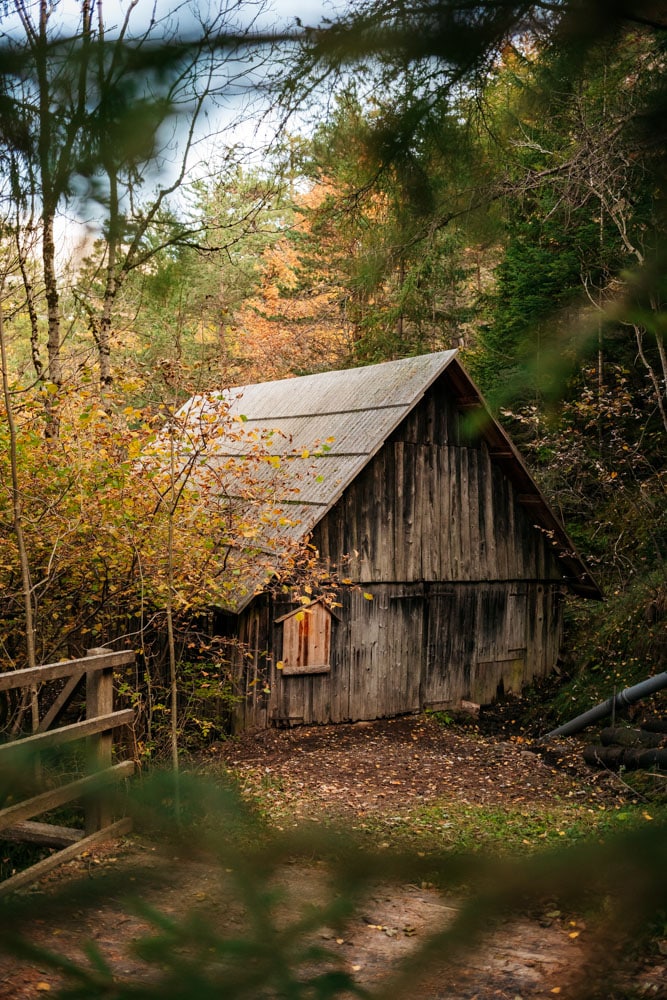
[{"x1": 178, "y1": 351, "x2": 601, "y2": 612}]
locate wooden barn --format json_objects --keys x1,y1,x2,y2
[{"x1": 194, "y1": 350, "x2": 601, "y2": 730}]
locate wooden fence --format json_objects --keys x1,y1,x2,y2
[{"x1": 0, "y1": 647, "x2": 136, "y2": 895}]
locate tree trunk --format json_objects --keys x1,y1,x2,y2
[
  {"x1": 0, "y1": 285, "x2": 39, "y2": 736},
  {"x1": 42, "y1": 211, "x2": 63, "y2": 410},
  {"x1": 36, "y1": 0, "x2": 62, "y2": 439},
  {"x1": 167, "y1": 430, "x2": 180, "y2": 819}
]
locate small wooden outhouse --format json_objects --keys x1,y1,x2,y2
[{"x1": 194, "y1": 350, "x2": 601, "y2": 730}]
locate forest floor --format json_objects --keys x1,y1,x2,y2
[{"x1": 1, "y1": 714, "x2": 666, "y2": 999}]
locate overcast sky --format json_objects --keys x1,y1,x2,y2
[
  {"x1": 0, "y1": 0, "x2": 337, "y2": 39},
  {"x1": 0, "y1": 0, "x2": 342, "y2": 253}
]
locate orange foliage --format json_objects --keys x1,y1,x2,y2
[{"x1": 233, "y1": 183, "x2": 354, "y2": 382}]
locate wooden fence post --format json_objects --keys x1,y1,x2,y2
[
  {"x1": 0, "y1": 649, "x2": 136, "y2": 895},
  {"x1": 85, "y1": 647, "x2": 114, "y2": 834}
]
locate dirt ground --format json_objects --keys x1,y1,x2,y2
[
  {"x1": 0, "y1": 714, "x2": 665, "y2": 999},
  {"x1": 215, "y1": 713, "x2": 625, "y2": 819}
]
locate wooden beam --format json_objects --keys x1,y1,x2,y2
[
  {"x1": 37, "y1": 672, "x2": 84, "y2": 733},
  {"x1": 0, "y1": 821, "x2": 84, "y2": 848},
  {"x1": 0, "y1": 760, "x2": 135, "y2": 832},
  {"x1": 281, "y1": 664, "x2": 331, "y2": 676},
  {"x1": 0, "y1": 710, "x2": 134, "y2": 758},
  {"x1": 457, "y1": 396, "x2": 482, "y2": 410},
  {"x1": 0, "y1": 650, "x2": 134, "y2": 693},
  {"x1": 0, "y1": 817, "x2": 132, "y2": 896},
  {"x1": 86, "y1": 649, "x2": 115, "y2": 834}
]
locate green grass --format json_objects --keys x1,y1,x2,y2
[
  {"x1": 229, "y1": 764, "x2": 667, "y2": 859},
  {"x1": 353, "y1": 800, "x2": 666, "y2": 855}
]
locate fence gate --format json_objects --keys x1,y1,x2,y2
[{"x1": 0, "y1": 647, "x2": 136, "y2": 895}]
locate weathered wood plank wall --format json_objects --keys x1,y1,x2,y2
[{"x1": 231, "y1": 377, "x2": 566, "y2": 729}]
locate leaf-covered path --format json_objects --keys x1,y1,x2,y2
[{"x1": 1, "y1": 716, "x2": 664, "y2": 999}]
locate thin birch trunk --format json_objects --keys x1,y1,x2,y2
[
  {"x1": 167, "y1": 429, "x2": 180, "y2": 819},
  {"x1": 0, "y1": 284, "x2": 39, "y2": 735}
]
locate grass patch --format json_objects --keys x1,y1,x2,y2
[
  {"x1": 354, "y1": 800, "x2": 666, "y2": 855},
  {"x1": 229, "y1": 764, "x2": 667, "y2": 858}
]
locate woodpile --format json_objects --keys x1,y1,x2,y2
[{"x1": 583, "y1": 722, "x2": 667, "y2": 771}]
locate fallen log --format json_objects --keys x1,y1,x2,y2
[
  {"x1": 641, "y1": 719, "x2": 667, "y2": 734},
  {"x1": 583, "y1": 745, "x2": 667, "y2": 771},
  {"x1": 600, "y1": 727, "x2": 665, "y2": 749}
]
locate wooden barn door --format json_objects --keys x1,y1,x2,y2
[
  {"x1": 421, "y1": 583, "x2": 533, "y2": 710},
  {"x1": 346, "y1": 587, "x2": 422, "y2": 722},
  {"x1": 469, "y1": 585, "x2": 528, "y2": 703},
  {"x1": 421, "y1": 585, "x2": 477, "y2": 710}
]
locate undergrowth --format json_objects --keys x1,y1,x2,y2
[{"x1": 560, "y1": 573, "x2": 666, "y2": 716}]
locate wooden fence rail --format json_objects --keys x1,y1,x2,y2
[{"x1": 0, "y1": 647, "x2": 136, "y2": 895}]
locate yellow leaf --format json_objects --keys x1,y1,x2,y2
[
  {"x1": 295, "y1": 611, "x2": 305, "y2": 622},
  {"x1": 301, "y1": 448, "x2": 310, "y2": 459},
  {"x1": 643, "y1": 812, "x2": 654, "y2": 821},
  {"x1": 550, "y1": 990, "x2": 561, "y2": 995},
  {"x1": 276, "y1": 661, "x2": 284, "y2": 670},
  {"x1": 363, "y1": 592, "x2": 373, "y2": 601},
  {"x1": 37, "y1": 985, "x2": 51, "y2": 992},
  {"x1": 341, "y1": 578, "x2": 353, "y2": 585},
  {"x1": 569, "y1": 930, "x2": 580, "y2": 939}
]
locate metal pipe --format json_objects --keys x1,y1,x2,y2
[{"x1": 543, "y1": 671, "x2": 667, "y2": 740}]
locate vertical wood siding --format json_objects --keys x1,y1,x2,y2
[{"x1": 233, "y1": 376, "x2": 568, "y2": 728}]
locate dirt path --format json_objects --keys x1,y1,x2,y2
[
  {"x1": 0, "y1": 716, "x2": 664, "y2": 998},
  {"x1": 0, "y1": 847, "x2": 584, "y2": 1000}
]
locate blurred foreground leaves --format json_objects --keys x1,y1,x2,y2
[{"x1": 0, "y1": 767, "x2": 665, "y2": 999}]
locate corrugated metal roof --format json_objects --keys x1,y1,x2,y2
[
  {"x1": 175, "y1": 352, "x2": 457, "y2": 612},
  {"x1": 223, "y1": 351, "x2": 458, "y2": 418},
  {"x1": 193, "y1": 409, "x2": 407, "y2": 458},
  {"x1": 174, "y1": 350, "x2": 600, "y2": 612}
]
